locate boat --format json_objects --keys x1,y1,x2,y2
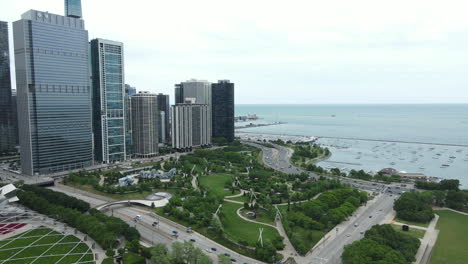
[
  {"x1": 419, "y1": 166, "x2": 425, "y2": 170},
  {"x1": 449, "y1": 156, "x2": 456, "y2": 159},
  {"x1": 390, "y1": 162, "x2": 396, "y2": 165},
  {"x1": 441, "y1": 164, "x2": 450, "y2": 168}
]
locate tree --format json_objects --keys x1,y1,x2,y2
[
  {"x1": 342, "y1": 239, "x2": 407, "y2": 264},
  {"x1": 218, "y1": 254, "x2": 232, "y2": 264},
  {"x1": 106, "y1": 248, "x2": 115, "y2": 258},
  {"x1": 150, "y1": 243, "x2": 172, "y2": 264}
]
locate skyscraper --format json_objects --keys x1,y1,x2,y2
[
  {"x1": 124, "y1": 84, "x2": 135, "y2": 157},
  {"x1": 131, "y1": 92, "x2": 159, "y2": 157},
  {"x1": 90, "y1": 38, "x2": 126, "y2": 163},
  {"x1": 156, "y1": 93, "x2": 170, "y2": 144},
  {"x1": 171, "y1": 103, "x2": 211, "y2": 149},
  {"x1": 212, "y1": 80, "x2": 235, "y2": 142},
  {"x1": 175, "y1": 79, "x2": 212, "y2": 105},
  {"x1": 65, "y1": 0, "x2": 82, "y2": 18},
  {"x1": 13, "y1": 10, "x2": 93, "y2": 175},
  {"x1": 0, "y1": 21, "x2": 15, "y2": 153}
]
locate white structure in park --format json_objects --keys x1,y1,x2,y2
[
  {"x1": 140, "y1": 168, "x2": 177, "y2": 179},
  {"x1": 118, "y1": 174, "x2": 139, "y2": 186},
  {"x1": 0, "y1": 184, "x2": 18, "y2": 207}
]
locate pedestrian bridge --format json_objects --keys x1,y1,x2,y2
[{"x1": 95, "y1": 199, "x2": 169, "y2": 210}]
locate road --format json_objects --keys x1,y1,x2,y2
[
  {"x1": 243, "y1": 141, "x2": 405, "y2": 264},
  {"x1": 49, "y1": 185, "x2": 263, "y2": 264}
]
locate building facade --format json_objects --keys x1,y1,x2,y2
[
  {"x1": 124, "y1": 84, "x2": 135, "y2": 157},
  {"x1": 211, "y1": 80, "x2": 235, "y2": 142},
  {"x1": 65, "y1": 0, "x2": 82, "y2": 18},
  {"x1": 156, "y1": 93, "x2": 170, "y2": 144},
  {"x1": 171, "y1": 104, "x2": 211, "y2": 149},
  {"x1": 0, "y1": 21, "x2": 15, "y2": 152},
  {"x1": 131, "y1": 92, "x2": 159, "y2": 157},
  {"x1": 90, "y1": 38, "x2": 126, "y2": 163},
  {"x1": 174, "y1": 79, "x2": 212, "y2": 105},
  {"x1": 13, "y1": 10, "x2": 93, "y2": 175}
]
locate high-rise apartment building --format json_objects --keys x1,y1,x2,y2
[
  {"x1": 174, "y1": 79, "x2": 212, "y2": 105},
  {"x1": 0, "y1": 21, "x2": 15, "y2": 152},
  {"x1": 131, "y1": 92, "x2": 159, "y2": 157},
  {"x1": 156, "y1": 93, "x2": 170, "y2": 144},
  {"x1": 13, "y1": 10, "x2": 93, "y2": 175},
  {"x1": 212, "y1": 80, "x2": 235, "y2": 142},
  {"x1": 171, "y1": 104, "x2": 211, "y2": 149},
  {"x1": 65, "y1": 0, "x2": 82, "y2": 18},
  {"x1": 90, "y1": 38, "x2": 126, "y2": 163},
  {"x1": 11, "y1": 89, "x2": 18, "y2": 146}
]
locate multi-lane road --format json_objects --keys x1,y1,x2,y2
[
  {"x1": 243, "y1": 141, "x2": 405, "y2": 264},
  {"x1": 48, "y1": 142, "x2": 405, "y2": 264},
  {"x1": 49, "y1": 185, "x2": 261, "y2": 264}
]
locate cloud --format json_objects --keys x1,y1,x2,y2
[{"x1": 1, "y1": 0, "x2": 468, "y2": 103}]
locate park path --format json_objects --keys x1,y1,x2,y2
[
  {"x1": 413, "y1": 214, "x2": 439, "y2": 264},
  {"x1": 433, "y1": 206, "x2": 468, "y2": 216}
]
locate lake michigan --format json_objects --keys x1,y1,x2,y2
[{"x1": 235, "y1": 104, "x2": 468, "y2": 188}]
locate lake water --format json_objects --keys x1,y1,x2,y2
[{"x1": 235, "y1": 104, "x2": 468, "y2": 188}]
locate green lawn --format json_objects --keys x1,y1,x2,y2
[
  {"x1": 220, "y1": 202, "x2": 281, "y2": 247},
  {"x1": 0, "y1": 227, "x2": 93, "y2": 264},
  {"x1": 199, "y1": 174, "x2": 240, "y2": 197},
  {"x1": 430, "y1": 210, "x2": 468, "y2": 264},
  {"x1": 227, "y1": 195, "x2": 250, "y2": 203},
  {"x1": 390, "y1": 224, "x2": 425, "y2": 239},
  {"x1": 239, "y1": 208, "x2": 276, "y2": 225},
  {"x1": 394, "y1": 217, "x2": 430, "y2": 228},
  {"x1": 123, "y1": 252, "x2": 145, "y2": 264}
]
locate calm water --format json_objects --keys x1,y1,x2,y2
[{"x1": 236, "y1": 104, "x2": 468, "y2": 188}]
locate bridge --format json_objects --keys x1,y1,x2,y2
[{"x1": 95, "y1": 199, "x2": 169, "y2": 210}]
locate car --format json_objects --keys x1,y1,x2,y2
[
  {"x1": 369, "y1": 215, "x2": 372, "y2": 218},
  {"x1": 346, "y1": 233, "x2": 351, "y2": 237},
  {"x1": 189, "y1": 238, "x2": 196, "y2": 242},
  {"x1": 224, "y1": 253, "x2": 230, "y2": 257},
  {"x1": 354, "y1": 223, "x2": 358, "y2": 227},
  {"x1": 152, "y1": 221, "x2": 158, "y2": 226},
  {"x1": 211, "y1": 248, "x2": 217, "y2": 251},
  {"x1": 172, "y1": 230, "x2": 178, "y2": 234},
  {"x1": 360, "y1": 232, "x2": 364, "y2": 235},
  {"x1": 231, "y1": 259, "x2": 237, "y2": 262},
  {"x1": 205, "y1": 249, "x2": 212, "y2": 253}
]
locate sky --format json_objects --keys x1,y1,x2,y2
[{"x1": 1, "y1": 0, "x2": 468, "y2": 104}]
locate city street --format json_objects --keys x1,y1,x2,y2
[{"x1": 49, "y1": 185, "x2": 264, "y2": 264}]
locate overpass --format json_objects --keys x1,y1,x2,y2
[{"x1": 95, "y1": 199, "x2": 169, "y2": 211}]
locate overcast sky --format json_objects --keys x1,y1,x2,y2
[{"x1": 2, "y1": 0, "x2": 468, "y2": 104}]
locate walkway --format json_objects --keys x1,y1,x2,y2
[{"x1": 433, "y1": 207, "x2": 468, "y2": 216}]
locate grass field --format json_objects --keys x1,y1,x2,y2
[
  {"x1": 394, "y1": 217, "x2": 430, "y2": 228},
  {"x1": 220, "y1": 202, "x2": 281, "y2": 247},
  {"x1": 123, "y1": 252, "x2": 146, "y2": 264},
  {"x1": 199, "y1": 174, "x2": 240, "y2": 197},
  {"x1": 0, "y1": 227, "x2": 93, "y2": 264},
  {"x1": 430, "y1": 210, "x2": 468, "y2": 264},
  {"x1": 239, "y1": 208, "x2": 276, "y2": 225},
  {"x1": 390, "y1": 224, "x2": 425, "y2": 239}
]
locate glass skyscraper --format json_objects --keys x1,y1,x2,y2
[
  {"x1": 0, "y1": 21, "x2": 15, "y2": 152},
  {"x1": 65, "y1": 0, "x2": 82, "y2": 18},
  {"x1": 156, "y1": 93, "x2": 170, "y2": 144},
  {"x1": 13, "y1": 10, "x2": 93, "y2": 175},
  {"x1": 131, "y1": 92, "x2": 159, "y2": 158},
  {"x1": 212, "y1": 80, "x2": 235, "y2": 142},
  {"x1": 90, "y1": 38, "x2": 126, "y2": 163}
]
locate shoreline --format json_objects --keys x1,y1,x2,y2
[{"x1": 236, "y1": 131, "x2": 468, "y2": 148}]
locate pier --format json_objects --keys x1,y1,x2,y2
[{"x1": 235, "y1": 121, "x2": 286, "y2": 130}]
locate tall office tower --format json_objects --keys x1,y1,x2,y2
[
  {"x1": 13, "y1": 10, "x2": 93, "y2": 175},
  {"x1": 174, "y1": 79, "x2": 212, "y2": 105},
  {"x1": 90, "y1": 38, "x2": 126, "y2": 163},
  {"x1": 124, "y1": 84, "x2": 135, "y2": 157},
  {"x1": 171, "y1": 104, "x2": 211, "y2": 149},
  {"x1": 65, "y1": 0, "x2": 82, "y2": 18},
  {"x1": 131, "y1": 92, "x2": 159, "y2": 157},
  {"x1": 156, "y1": 93, "x2": 170, "y2": 144},
  {"x1": 0, "y1": 21, "x2": 15, "y2": 153},
  {"x1": 11, "y1": 89, "x2": 18, "y2": 145},
  {"x1": 212, "y1": 80, "x2": 235, "y2": 142},
  {"x1": 125, "y1": 84, "x2": 136, "y2": 96}
]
